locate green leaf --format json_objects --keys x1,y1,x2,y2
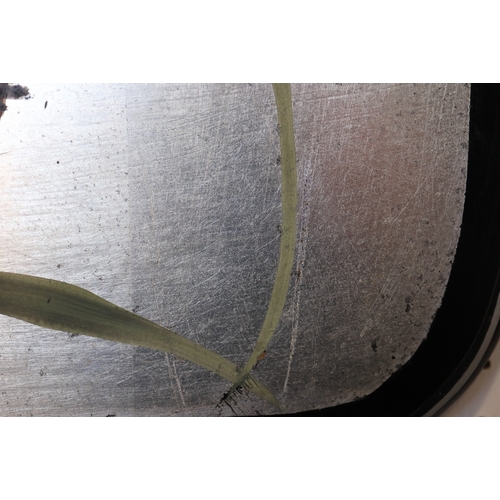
[{"x1": 0, "y1": 271, "x2": 282, "y2": 410}]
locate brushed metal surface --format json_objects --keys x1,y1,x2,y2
[{"x1": 0, "y1": 83, "x2": 469, "y2": 415}]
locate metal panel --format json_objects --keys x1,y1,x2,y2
[{"x1": 0, "y1": 83, "x2": 469, "y2": 415}]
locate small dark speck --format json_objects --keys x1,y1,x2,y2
[
  {"x1": 484, "y1": 360, "x2": 491, "y2": 370},
  {"x1": 405, "y1": 296, "x2": 412, "y2": 313},
  {"x1": 371, "y1": 340, "x2": 378, "y2": 353},
  {"x1": 57, "y1": 161, "x2": 60, "y2": 164},
  {"x1": 44, "y1": 101, "x2": 48, "y2": 109},
  {"x1": 57, "y1": 264, "x2": 62, "y2": 268},
  {"x1": 276, "y1": 155, "x2": 282, "y2": 166},
  {"x1": 47, "y1": 297, "x2": 51, "y2": 304},
  {"x1": 106, "y1": 414, "x2": 116, "y2": 417}
]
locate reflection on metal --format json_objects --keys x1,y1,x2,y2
[{"x1": 0, "y1": 84, "x2": 469, "y2": 416}]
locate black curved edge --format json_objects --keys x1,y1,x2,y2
[{"x1": 285, "y1": 83, "x2": 500, "y2": 417}]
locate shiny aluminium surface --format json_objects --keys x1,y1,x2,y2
[{"x1": 0, "y1": 84, "x2": 469, "y2": 416}]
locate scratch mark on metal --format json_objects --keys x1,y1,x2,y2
[
  {"x1": 283, "y1": 161, "x2": 312, "y2": 394},
  {"x1": 146, "y1": 184, "x2": 186, "y2": 405},
  {"x1": 385, "y1": 174, "x2": 430, "y2": 227},
  {"x1": 196, "y1": 267, "x2": 224, "y2": 287},
  {"x1": 169, "y1": 351, "x2": 186, "y2": 406}
]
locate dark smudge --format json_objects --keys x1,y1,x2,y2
[{"x1": 0, "y1": 83, "x2": 30, "y2": 120}]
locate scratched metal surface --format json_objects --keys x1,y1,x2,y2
[{"x1": 0, "y1": 83, "x2": 469, "y2": 416}]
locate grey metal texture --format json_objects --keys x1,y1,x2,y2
[{"x1": 0, "y1": 83, "x2": 469, "y2": 416}]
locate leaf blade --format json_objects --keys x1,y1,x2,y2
[{"x1": 0, "y1": 271, "x2": 282, "y2": 409}]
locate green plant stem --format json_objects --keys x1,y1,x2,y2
[{"x1": 223, "y1": 83, "x2": 298, "y2": 407}]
